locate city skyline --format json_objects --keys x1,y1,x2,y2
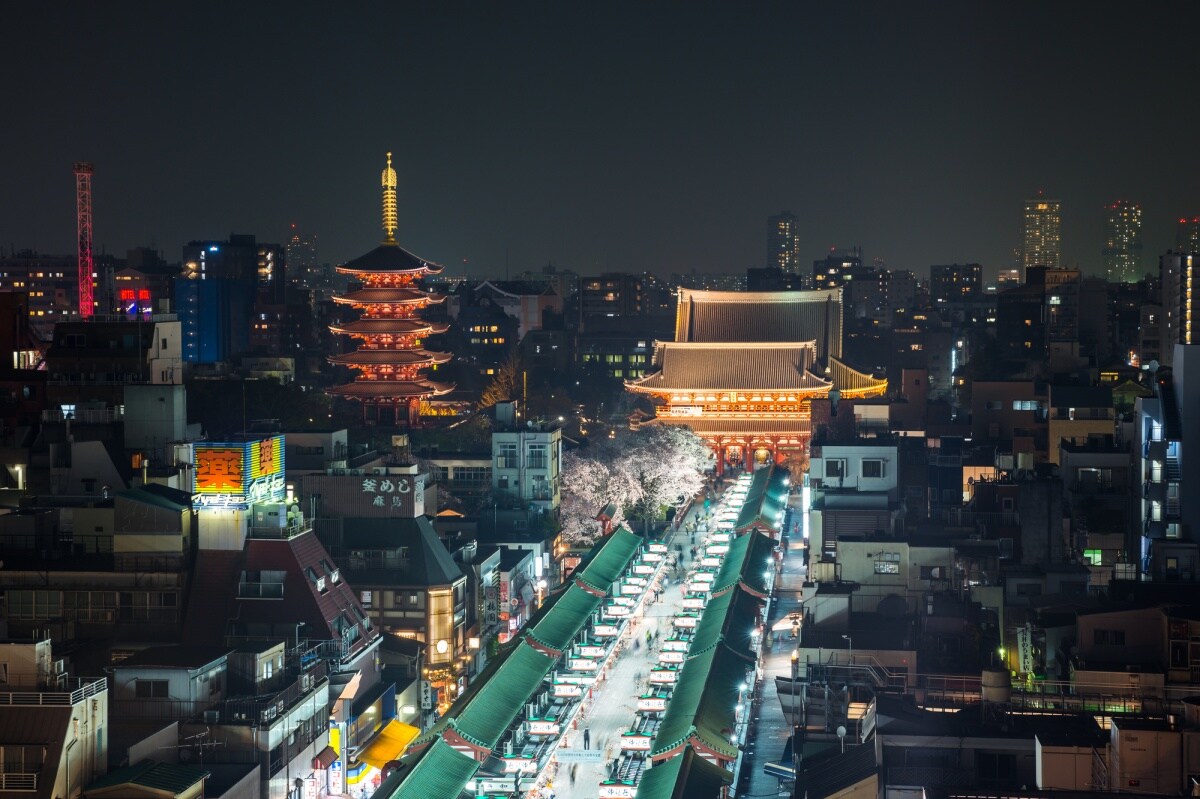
[{"x1": 4, "y1": 2, "x2": 1200, "y2": 279}]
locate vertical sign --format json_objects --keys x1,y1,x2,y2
[
  {"x1": 328, "y1": 762, "x2": 343, "y2": 795},
  {"x1": 1016, "y1": 624, "x2": 1035, "y2": 674},
  {"x1": 420, "y1": 680, "x2": 432, "y2": 710}
]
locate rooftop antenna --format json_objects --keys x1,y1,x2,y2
[{"x1": 73, "y1": 162, "x2": 95, "y2": 318}]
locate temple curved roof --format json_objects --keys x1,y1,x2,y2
[
  {"x1": 327, "y1": 379, "x2": 455, "y2": 399},
  {"x1": 627, "y1": 341, "x2": 830, "y2": 393},
  {"x1": 329, "y1": 319, "x2": 450, "y2": 336},
  {"x1": 336, "y1": 242, "x2": 445, "y2": 275},
  {"x1": 674, "y1": 287, "x2": 843, "y2": 360},
  {"x1": 332, "y1": 287, "x2": 444, "y2": 306},
  {"x1": 328, "y1": 349, "x2": 452, "y2": 366}
]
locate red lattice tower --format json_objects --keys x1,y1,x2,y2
[{"x1": 73, "y1": 161, "x2": 95, "y2": 318}]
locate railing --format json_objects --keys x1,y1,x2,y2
[
  {"x1": 0, "y1": 773, "x2": 38, "y2": 791},
  {"x1": 238, "y1": 582, "x2": 285, "y2": 599},
  {"x1": 41, "y1": 407, "x2": 124, "y2": 423},
  {"x1": 248, "y1": 520, "x2": 312, "y2": 540},
  {"x1": 218, "y1": 662, "x2": 328, "y2": 726},
  {"x1": 0, "y1": 677, "x2": 106, "y2": 707}
]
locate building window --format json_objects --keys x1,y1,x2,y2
[
  {"x1": 1093, "y1": 629, "x2": 1126, "y2": 646},
  {"x1": 861, "y1": 459, "x2": 884, "y2": 478},
  {"x1": 825, "y1": 460, "x2": 846, "y2": 479},
  {"x1": 135, "y1": 680, "x2": 169, "y2": 699},
  {"x1": 874, "y1": 560, "x2": 900, "y2": 574}
]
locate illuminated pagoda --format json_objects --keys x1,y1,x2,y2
[
  {"x1": 328, "y1": 153, "x2": 453, "y2": 425},
  {"x1": 627, "y1": 288, "x2": 886, "y2": 473}
]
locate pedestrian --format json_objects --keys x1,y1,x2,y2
[{"x1": 583, "y1": 728, "x2": 590, "y2": 749}]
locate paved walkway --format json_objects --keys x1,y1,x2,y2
[{"x1": 553, "y1": 504, "x2": 704, "y2": 799}]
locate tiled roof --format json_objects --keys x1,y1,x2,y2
[
  {"x1": 634, "y1": 744, "x2": 732, "y2": 799},
  {"x1": 687, "y1": 585, "x2": 763, "y2": 662},
  {"x1": 675, "y1": 288, "x2": 843, "y2": 359},
  {"x1": 341, "y1": 516, "x2": 464, "y2": 587},
  {"x1": 735, "y1": 466, "x2": 790, "y2": 535},
  {"x1": 453, "y1": 641, "x2": 553, "y2": 750},
  {"x1": 236, "y1": 531, "x2": 377, "y2": 658},
  {"x1": 85, "y1": 760, "x2": 210, "y2": 795},
  {"x1": 628, "y1": 342, "x2": 829, "y2": 393},
  {"x1": 338, "y1": 243, "x2": 445, "y2": 275},
  {"x1": 828, "y1": 356, "x2": 888, "y2": 393},
  {"x1": 374, "y1": 738, "x2": 480, "y2": 799}
]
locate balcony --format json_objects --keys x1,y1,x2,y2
[
  {"x1": 0, "y1": 773, "x2": 38, "y2": 791},
  {"x1": 0, "y1": 677, "x2": 107, "y2": 707},
  {"x1": 217, "y1": 662, "x2": 328, "y2": 726}
]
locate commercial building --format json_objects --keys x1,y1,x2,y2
[
  {"x1": 767, "y1": 211, "x2": 801, "y2": 273},
  {"x1": 1102, "y1": 199, "x2": 1144, "y2": 284}
]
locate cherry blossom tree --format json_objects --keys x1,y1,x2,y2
[{"x1": 559, "y1": 425, "x2": 713, "y2": 546}]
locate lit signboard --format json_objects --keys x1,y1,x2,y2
[
  {"x1": 579, "y1": 644, "x2": 606, "y2": 658},
  {"x1": 693, "y1": 572, "x2": 716, "y2": 583},
  {"x1": 528, "y1": 720, "x2": 561, "y2": 736},
  {"x1": 659, "y1": 650, "x2": 684, "y2": 664},
  {"x1": 599, "y1": 783, "x2": 636, "y2": 799},
  {"x1": 612, "y1": 595, "x2": 634, "y2": 607},
  {"x1": 681, "y1": 597, "x2": 706, "y2": 610},
  {"x1": 620, "y1": 733, "x2": 652, "y2": 751},
  {"x1": 502, "y1": 757, "x2": 536, "y2": 773},
  {"x1": 553, "y1": 682, "x2": 582, "y2": 698},
  {"x1": 633, "y1": 564, "x2": 655, "y2": 575},
  {"x1": 605, "y1": 604, "x2": 629, "y2": 618},
  {"x1": 649, "y1": 668, "x2": 678, "y2": 684},
  {"x1": 593, "y1": 624, "x2": 619, "y2": 637},
  {"x1": 687, "y1": 583, "x2": 711, "y2": 595},
  {"x1": 701, "y1": 557, "x2": 721, "y2": 568},
  {"x1": 637, "y1": 695, "x2": 667, "y2": 712},
  {"x1": 641, "y1": 552, "x2": 663, "y2": 563},
  {"x1": 663, "y1": 639, "x2": 690, "y2": 652},
  {"x1": 193, "y1": 436, "x2": 286, "y2": 509},
  {"x1": 620, "y1": 583, "x2": 642, "y2": 596},
  {"x1": 707, "y1": 543, "x2": 730, "y2": 555},
  {"x1": 673, "y1": 615, "x2": 698, "y2": 629},
  {"x1": 648, "y1": 543, "x2": 668, "y2": 554},
  {"x1": 569, "y1": 657, "x2": 598, "y2": 672}
]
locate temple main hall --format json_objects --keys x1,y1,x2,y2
[{"x1": 626, "y1": 288, "x2": 886, "y2": 472}]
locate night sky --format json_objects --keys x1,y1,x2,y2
[{"x1": 5, "y1": 2, "x2": 1199, "y2": 279}]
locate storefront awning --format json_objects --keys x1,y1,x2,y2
[
  {"x1": 313, "y1": 745, "x2": 338, "y2": 770},
  {"x1": 358, "y1": 719, "x2": 420, "y2": 769}
]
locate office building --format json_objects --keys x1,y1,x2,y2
[
  {"x1": 286, "y1": 223, "x2": 319, "y2": 288},
  {"x1": 1160, "y1": 252, "x2": 1200, "y2": 366},
  {"x1": 1177, "y1": 216, "x2": 1200, "y2": 254},
  {"x1": 929, "y1": 264, "x2": 983, "y2": 306},
  {"x1": 1102, "y1": 200, "x2": 1144, "y2": 284},
  {"x1": 1023, "y1": 192, "x2": 1062, "y2": 269},
  {"x1": 767, "y1": 211, "x2": 801, "y2": 273}
]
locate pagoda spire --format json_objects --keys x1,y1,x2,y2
[{"x1": 382, "y1": 151, "x2": 398, "y2": 243}]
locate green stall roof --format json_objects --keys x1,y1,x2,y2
[
  {"x1": 635, "y1": 745, "x2": 732, "y2": 799},
  {"x1": 651, "y1": 643, "x2": 751, "y2": 761},
  {"x1": 526, "y1": 583, "x2": 604, "y2": 653},
  {"x1": 375, "y1": 738, "x2": 480, "y2": 799},
  {"x1": 574, "y1": 526, "x2": 643, "y2": 592},
  {"x1": 454, "y1": 641, "x2": 554, "y2": 750}
]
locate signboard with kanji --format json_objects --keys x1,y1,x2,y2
[{"x1": 193, "y1": 437, "x2": 287, "y2": 509}]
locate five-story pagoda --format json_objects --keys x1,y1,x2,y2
[{"x1": 328, "y1": 153, "x2": 453, "y2": 425}]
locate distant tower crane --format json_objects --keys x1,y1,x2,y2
[{"x1": 73, "y1": 161, "x2": 95, "y2": 318}]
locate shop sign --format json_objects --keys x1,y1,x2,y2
[
  {"x1": 673, "y1": 615, "x2": 698, "y2": 629},
  {"x1": 593, "y1": 623, "x2": 619, "y2": 637},
  {"x1": 556, "y1": 748, "x2": 604, "y2": 763},
  {"x1": 648, "y1": 543, "x2": 668, "y2": 553},
  {"x1": 649, "y1": 668, "x2": 678, "y2": 684},
  {"x1": 681, "y1": 597, "x2": 706, "y2": 610},
  {"x1": 662, "y1": 639, "x2": 689, "y2": 652},
  {"x1": 687, "y1": 583, "x2": 710, "y2": 595},
  {"x1": 528, "y1": 720, "x2": 560, "y2": 735},
  {"x1": 503, "y1": 757, "x2": 536, "y2": 773},
  {"x1": 642, "y1": 552, "x2": 663, "y2": 563},
  {"x1": 701, "y1": 556, "x2": 721, "y2": 567},
  {"x1": 328, "y1": 761, "x2": 343, "y2": 795},
  {"x1": 605, "y1": 605, "x2": 629, "y2": 618},
  {"x1": 633, "y1": 564, "x2": 655, "y2": 575},
  {"x1": 420, "y1": 680, "x2": 432, "y2": 710},
  {"x1": 620, "y1": 583, "x2": 642, "y2": 596},
  {"x1": 599, "y1": 784, "x2": 636, "y2": 799},
  {"x1": 569, "y1": 657, "x2": 598, "y2": 672},
  {"x1": 304, "y1": 778, "x2": 318, "y2": 799},
  {"x1": 637, "y1": 695, "x2": 667, "y2": 712},
  {"x1": 578, "y1": 644, "x2": 606, "y2": 658},
  {"x1": 620, "y1": 733, "x2": 652, "y2": 751},
  {"x1": 659, "y1": 650, "x2": 684, "y2": 664},
  {"x1": 553, "y1": 682, "x2": 583, "y2": 698}
]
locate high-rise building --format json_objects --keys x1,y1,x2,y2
[
  {"x1": 1023, "y1": 191, "x2": 1062, "y2": 269},
  {"x1": 1102, "y1": 200, "x2": 1144, "y2": 283},
  {"x1": 1159, "y1": 251, "x2": 1200, "y2": 366},
  {"x1": 286, "y1": 224, "x2": 319, "y2": 288},
  {"x1": 1177, "y1": 216, "x2": 1200, "y2": 254},
  {"x1": 767, "y1": 211, "x2": 801, "y2": 273}
]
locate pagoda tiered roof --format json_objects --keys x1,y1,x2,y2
[
  {"x1": 329, "y1": 318, "x2": 450, "y2": 336},
  {"x1": 336, "y1": 242, "x2": 445, "y2": 275},
  {"x1": 327, "y1": 349, "x2": 452, "y2": 367},
  {"x1": 327, "y1": 379, "x2": 454, "y2": 399},
  {"x1": 332, "y1": 287, "x2": 445, "y2": 305}
]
